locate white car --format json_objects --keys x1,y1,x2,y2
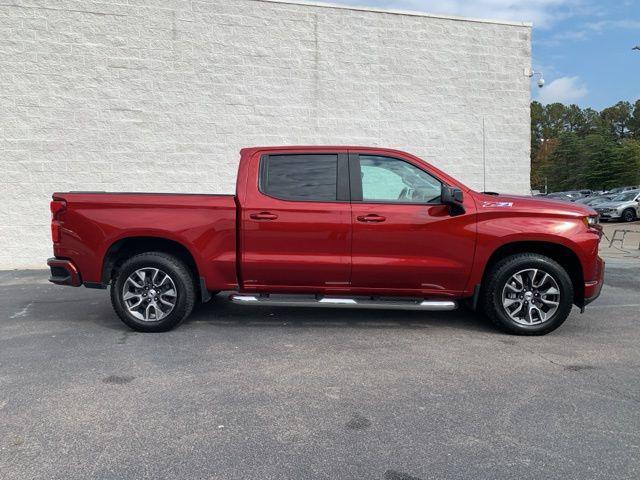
[{"x1": 594, "y1": 190, "x2": 640, "y2": 222}]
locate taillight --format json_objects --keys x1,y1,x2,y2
[
  {"x1": 51, "y1": 222, "x2": 61, "y2": 242},
  {"x1": 50, "y1": 200, "x2": 66, "y2": 219},
  {"x1": 50, "y1": 200, "x2": 66, "y2": 243}
]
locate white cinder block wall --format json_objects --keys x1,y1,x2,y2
[{"x1": 0, "y1": 0, "x2": 531, "y2": 269}]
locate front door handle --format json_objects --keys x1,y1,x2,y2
[
  {"x1": 357, "y1": 214, "x2": 386, "y2": 223},
  {"x1": 250, "y1": 212, "x2": 278, "y2": 220}
]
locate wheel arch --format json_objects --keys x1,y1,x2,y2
[
  {"x1": 101, "y1": 236, "x2": 199, "y2": 287},
  {"x1": 481, "y1": 241, "x2": 585, "y2": 306}
]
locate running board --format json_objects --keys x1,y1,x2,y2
[{"x1": 229, "y1": 294, "x2": 457, "y2": 311}]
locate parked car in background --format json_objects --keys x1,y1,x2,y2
[
  {"x1": 546, "y1": 191, "x2": 585, "y2": 202},
  {"x1": 594, "y1": 190, "x2": 640, "y2": 222},
  {"x1": 565, "y1": 191, "x2": 590, "y2": 201},
  {"x1": 545, "y1": 192, "x2": 573, "y2": 201},
  {"x1": 605, "y1": 185, "x2": 640, "y2": 195},
  {"x1": 547, "y1": 190, "x2": 599, "y2": 202},
  {"x1": 576, "y1": 195, "x2": 614, "y2": 207}
]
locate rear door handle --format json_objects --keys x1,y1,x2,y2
[
  {"x1": 357, "y1": 214, "x2": 386, "y2": 223},
  {"x1": 250, "y1": 212, "x2": 278, "y2": 220}
]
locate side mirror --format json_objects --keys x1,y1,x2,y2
[{"x1": 441, "y1": 185, "x2": 465, "y2": 216}]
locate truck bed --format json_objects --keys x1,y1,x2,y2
[{"x1": 51, "y1": 192, "x2": 238, "y2": 290}]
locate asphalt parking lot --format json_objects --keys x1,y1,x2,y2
[
  {"x1": 1, "y1": 259, "x2": 639, "y2": 480},
  {"x1": 600, "y1": 220, "x2": 640, "y2": 259}
]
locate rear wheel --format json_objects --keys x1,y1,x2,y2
[
  {"x1": 110, "y1": 252, "x2": 196, "y2": 332},
  {"x1": 481, "y1": 253, "x2": 574, "y2": 335},
  {"x1": 622, "y1": 208, "x2": 636, "y2": 222}
]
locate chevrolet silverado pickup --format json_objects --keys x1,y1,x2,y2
[{"x1": 47, "y1": 146, "x2": 604, "y2": 335}]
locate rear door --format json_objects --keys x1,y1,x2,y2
[
  {"x1": 240, "y1": 151, "x2": 352, "y2": 291},
  {"x1": 348, "y1": 152, "x2": 476, "y2": 295}
]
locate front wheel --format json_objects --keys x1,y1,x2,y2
[
  {"x1": 481, "y1": 253, "x2": 574, "y2": 335},
  {"x1": 622, "y1": 208, "x2": 636, "y2": 222},
  {"x1": 110, "y1": 252, "x2": 196, "y2": 332}
]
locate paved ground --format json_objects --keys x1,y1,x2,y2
[
  {"x1": 1, "y1": 259, "x2": 639, "y2": 480},
  {"x1": 599, "y1": 220, "x2": 640, "y2": 259}
]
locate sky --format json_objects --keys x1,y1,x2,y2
[{"x1": 325, "y1": 0, "x2": 640, "y2": 110}]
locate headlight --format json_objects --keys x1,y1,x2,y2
[{"x1": 583, "y1": 215, "x2": 599, "y2": 227}]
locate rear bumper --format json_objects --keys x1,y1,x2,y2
[
  {"x1": 47, "y1": 257, "x2": 82, "y2": 287},
  {"x1": 583, "y1": 256, "x2": 605, "y2": 307}
]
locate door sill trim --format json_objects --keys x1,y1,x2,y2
[{"x1": 229, "y1": 294, "x2": 457, "y2": 311}]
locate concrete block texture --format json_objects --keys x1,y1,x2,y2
[{"x1": 0, "y1": 0, "x2": 531, "y2": 268}]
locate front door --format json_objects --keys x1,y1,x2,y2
[
  {"x1": 240, "y1": 151, "x2": 352, "y2": 291},
  {"x1": 349, "y1": 153, "x2": 476, "y2": 295}
]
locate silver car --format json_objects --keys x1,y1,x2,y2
[
  {"x1": 605, "y1": 185, "x2": 640, "y2": 195},
  {"x1": 576, "y1": 195, "x2": 613, "y2": 206},
  {"x1": 594, "y1": 190, "x2": 640, "y2": 222}
]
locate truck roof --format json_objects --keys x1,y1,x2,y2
[
  {"x1": 239, "y1": 146, "x2": 470, "y2": 192},
  {"x1": 240, "y1": 146, "x2": 415, "y2": 156}
]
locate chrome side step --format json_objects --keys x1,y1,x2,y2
[{"x1": 229, "y1": 294, "x2": 457, "y2": 311}]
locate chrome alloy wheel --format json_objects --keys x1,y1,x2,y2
[
  {"x1": 122, "y1": 268, "x2": 177, "y2": 322},
  {"x1": 501, "y1": 268, "x2": 560, "y2": 326}
]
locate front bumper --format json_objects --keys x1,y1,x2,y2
[
  {"x1": 47, "y1": 257, "x2": 82, "y2": 287},
  {"x1": 583, "y1": 256, "x2": 605, "y2": 308},
  {"x1": 595, "y1": 210, "x2": 621, "y2": 220}
]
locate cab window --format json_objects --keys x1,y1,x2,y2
[
  {"x1": 359, "y1": 155, "x2": 442, "y2": 203},
  {"x1": 260, "y1": 154, "x2": 338, "y2": 201}
]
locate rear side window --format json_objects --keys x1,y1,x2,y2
[{"x1": 260, "y1": 154, "x2": 338, "y2": 201}]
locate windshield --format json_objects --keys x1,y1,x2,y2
[{"x1": 612, "y1": 191, "x2": 639, "y2": 202}]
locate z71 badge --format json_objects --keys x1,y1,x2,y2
[{"x1": 481, "y1": 201, "x2": 514, "y2": 208}]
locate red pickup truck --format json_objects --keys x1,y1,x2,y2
[{"x1": 47, "y1": 146, "x2": 604, "y2": 335}]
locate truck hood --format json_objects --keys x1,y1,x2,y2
[{"x1": 474, "y1": 193, "x2": 596, "y2": 217}]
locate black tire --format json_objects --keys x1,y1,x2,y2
[
  {"x1": 481, "y1": 253, "x2": 574, "y2": 335},
  {"x1": 622, "y1": 208, "x2": 636, "y2": 222},
  {"x1": 110, "y1": 252, "x2": 196, "y2": 332}
]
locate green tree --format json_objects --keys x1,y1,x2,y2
[
  {"x1": 543, "y1": 132, "x2": 584, "y2": 191},
  {"x1": 577, "y1": 108, "x2": 603, "y2": 136},
  {"x1": 530, "y1": 99, "x2": 640, "y2": 192},
  {"x1": 629, "y1": 100, "x2": 640, "y2": 139},
  {"x1": 564, "y1": 104, "x2": 583, "y2": 132},
  {"x1": 531, "y1": 137, "x2": 558, "y2": 192},
  {"x1": 580, "y1": 134, "x2": 617, "y2": 190},
  {"x1": 610, "y1": 140, "x2": 640, "y2": 187},
  {"x1": 600, "y1": 101, "x2": 632, "y2": 139},
  {"x1": 543, "y1": 103, "x2": 568, "y2": 138},
  {"x1": 531, "y1": 100, "x2": 545, "y2": 158}
]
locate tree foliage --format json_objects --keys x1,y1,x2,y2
[{"x1": 531, "y1": 100, "x2": 640, "y2": 192}]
